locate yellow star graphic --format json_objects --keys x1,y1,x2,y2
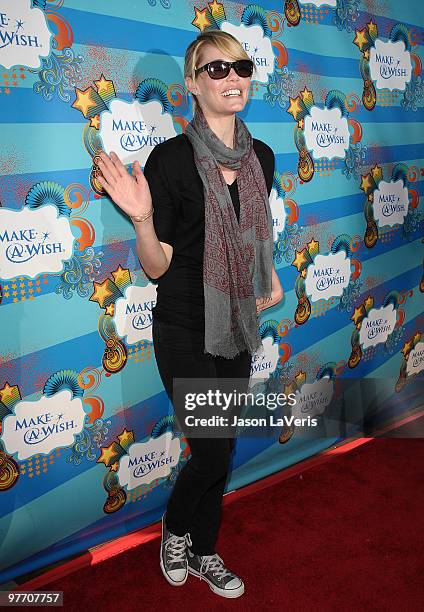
[
  {"x1": 90, "y1": 114, "x2": 100, "y2": 129},
  {"x1": 370, "y1": 164, "x2": 382, "y2": 183},
  {"x1": 110, "y1": 461, "x2": 119, "y2": 472},
  {"x1": 112, "y1": 265, "x2": 131, "y2": 286},
  {"x1": 0, "y1": 382, "x2": 19, "y2": 403},
  {"x1": 354, "y1": 29, "x2": 368, "y2": 51},
  {"x1": 351, "y1": 305, "x2": 364, "y2": 325},
  {"x1": 97, "y1": 442, "x2": 121, "y2": 467},
  {"x1": 295, "y1": 371, "x2": 306, "y2": 387},
  {"x1": 307, "y1": 239, "x2": 319, "y2": 254},
  {"x1": 287, "y1": 96, "x2": 302, "y2": 120},
  {"x1": 90, "y1": 279, "x2": 114, "y2": 308},
  {"x1": 118, "y1": 428, "x2": 134, "y2": 449},
  {"x1": 192, "y1": 7, "x2": 211, "y2": 31},
  {"x1": 95, "y1": 73, "x2": 114, "y2": 95},
  {"x1": 364, "y1": 295, "x2": 374, "y2": 311},
  {"x1": 300, "y1": 87, "x2": 313, "y2": 106},
  {"x1": 360, "y1": 173, "x2": 372, "y2": 192},
  {"x1": 402, "y1": 339, "x2": 414, "y2": 357},
  {"x1": 72, "y1": 86, "x2": 97, "y2": 117},
  {"x1": 105, "y1": 303, "x2": 115, "y2": 316},
  {"x1": 292, "y1": 248, "x2": 308, "y2": 271},
  {"x1": 208, "y1": 0, "x2": 223, "y2": 17},
  {"x1": 413, "y1": 332, "x2": 421, "y2": 344},
  {"x1": 367, "y1": 20, "x2": 377, "y2": 38}
]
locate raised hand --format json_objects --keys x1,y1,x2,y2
[{"x1": 95, "y1": 150, "x2": 152, "y2": 218}]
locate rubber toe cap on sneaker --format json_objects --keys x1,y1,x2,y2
[
  {"x1": 226, "y1": 577, "x2": 243, "y2": 589},
  {"x1": 168, "y1": 568, "x2": 187, "y2": 583}
]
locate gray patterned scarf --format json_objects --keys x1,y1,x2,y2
[{"x1": 184, "y1": 104, "x2": 274, "y2": 358}]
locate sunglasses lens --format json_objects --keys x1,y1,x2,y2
[
  {"x1": 208, "y1": 61, "x2": 229, "y2": 79},
  {"x1": 235, "y1": 60, "x2": 253, "y2": 77}
]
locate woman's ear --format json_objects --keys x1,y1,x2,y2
[{"x1": 185, "y1": 76, "x2": 196, "y2": 96}]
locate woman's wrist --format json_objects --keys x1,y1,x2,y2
[{"x1": 130, "y1": 206, "x2": 154, "y2": 224}]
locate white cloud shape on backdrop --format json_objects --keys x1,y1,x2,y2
[
  {"x1": 118, "y1": 431, "x2": 182, "y2": 490},
  {"x1": 359, "y1": 304, "x2": 397, "y2": 350},
  {"x1": 305, "y1": 251, "x2": 351, "y2": 302},
  {"x1": 100, "y1": 99, "x2": 177, "y2": 166},
  {"x1": 249, "y1": 336, "x2": 280, "y2": 386},
  {"x1": 269, "y1": 188, "x2": 287, "y2": 242},
  {"x1": 221, "y1": 22, "x2": 274, "y2": 83},
  {"x1": 0, "y1": 0, "x2": 52, "y2": 69},
  {"x1": 370, "y1": 39, "x2": 412, "y2": 91},
  {"x1": 1, "y1": 390, "x2": 86, "y2": 460},
  {"x1": 114, "y1": 284, "x2": 157, "y2": 345},
  {"x1": 373, "y1": 179, "x2": 409, "y2": 228},
  {"x1": 0, "y1": 205, "x2": 75, "y2": 281},
  {"x1": 304, "y1": 106, "x2": 350, "y2": 160},
  {"x1": 406, "y1": 342, "x2": 424, "y2": 376},
  {"x1": 293, "y1": 377, "x2": 334, "y2": 419}
]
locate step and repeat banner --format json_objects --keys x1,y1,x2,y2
[{"x1": 0, "y1": 0, "x2": 423, "y2": 583}]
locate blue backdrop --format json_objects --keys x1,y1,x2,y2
[{"x1": 0, "y1": 0, "x2": 423, "y2": 584}]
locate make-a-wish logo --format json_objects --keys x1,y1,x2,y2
[
  {"x1": 287, "y1": 89, "x2": 360, "y2": 183},
  {"x1": 0, "y1": 0, "x2": 52, "y2": 70},
  {"x1": 100, "y1": 99, "x2": 177, "y2": 165},
  {"x1": 118, "y1": 431, "x2": 181, "y2": 491},
  {"x1": 292, "y1": 376, "x2": 334, "y2": 420},
  {"x1": 369, "y1": 39, "x2": 412, "y2": 92},
  {"x1": 359, "y1": 304, "x2": 397, "y2": 350},
  {"x1": 354, "y1": 22, "x2": 419, "y2": 111},
  {"x1": 113, "y1": 284, "x2": 157, "y2": 345},
  {"x1": 360, "y1": 163, "x2": 418, "y2": 248},
  {"x1": 349, "y1": 293, "x2": 402, "y2": 368},
  {"x1": 221, "y1": 22, "x2": 274, "y2": 84},
  {"x1": 249, "y1": 336, "x2": 280, "y2": 387},
  {"x1": 304, "y1": 106, "x2": 350, "y2": 160},
  {"x1": 373, "y1": 179, "x2": 409, "y2": 227},
  {"x1": 1, "y1": 389, "x2": 86, "y2": 461},
  {"x1": 305, "y1": 251, "x2": 351, "y2": 302},
  {"x1": 0, "y1": 205, "x2": 75, "y2": 280},
  {"x1": 292, "y1": 236, "x2": 360, "y2": 325}
]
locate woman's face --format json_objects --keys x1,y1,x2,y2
[{"x1": 186, "y1": 44, "x2": 251, "y2": 116}]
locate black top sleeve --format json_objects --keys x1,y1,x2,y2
[{"x1": 143, "y1": 145, "x2": 177, "y2": 247}]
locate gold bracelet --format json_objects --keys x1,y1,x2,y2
[{"x1": 130, "y1": 207, "x2": 154, "y2": 223}]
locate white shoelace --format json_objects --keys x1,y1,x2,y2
[
  {"x1": 199, "y1": 553, "x2": 232, "y2": 580},
  {"x1": 165, "y1": 532, "x2": 192, "y2": 564}
]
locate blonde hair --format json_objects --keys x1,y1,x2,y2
[{"x1": 184, "y1": 29, "x2": 256, "y2": 113}]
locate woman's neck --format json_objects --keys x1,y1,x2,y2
[{"x1": 202, "y1": 111, "x2": 235, "y2": 149}]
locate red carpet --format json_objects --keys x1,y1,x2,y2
[{"x1": 11, "y1": 418, "x2": 424, "y2": 610}]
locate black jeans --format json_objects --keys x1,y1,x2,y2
[{"x1": 152, "y1": 316, "x2": 252, "y2": 555}]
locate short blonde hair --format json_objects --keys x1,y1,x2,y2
[{"x1": 184, "y1": 29, "x2": 256, "y2": 113}]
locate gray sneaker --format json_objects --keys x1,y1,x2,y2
[
  {"x1": 160, "y1": 511, "x2": 192, "y2": 586},
  {"x1": 187, "y1": 548, "x2": 245, "y2": 598}
]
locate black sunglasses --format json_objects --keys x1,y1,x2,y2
[{"x1": 194, "y1": 59, "x2": 254, "y2": 80}]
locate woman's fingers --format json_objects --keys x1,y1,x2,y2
[
  {"x1": 97, "y1": 174, "x2": 116, "y2": 200},
  {"x1": 110, "y1": 151, "x2": 128, "y2": 177},
  {"x1": 132, "y1": 160, "x2": 145, "y2": 185},
  {"x1": 97, "y1": 151, "x2": 120, "y2": 183}
]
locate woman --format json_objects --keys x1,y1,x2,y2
[{"x1": 96, "y1": 30, "x2": 283, "y2": 599}]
